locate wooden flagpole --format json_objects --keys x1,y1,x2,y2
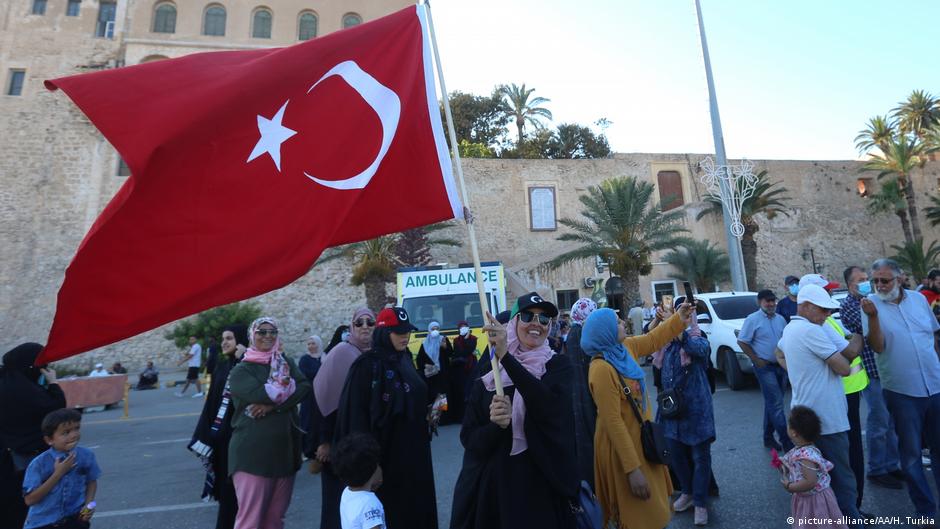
[{"x1": 422, "y1": 1, "x2": 503, "y2": 396}]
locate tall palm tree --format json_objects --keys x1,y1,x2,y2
[
  {"x1": 320, "y1": 236, "x2": 401, "y2": 311},
  {"x1": 891, "y1": 238, "x2": 940, "y2": 284},
  {"x1": 893, "y1": 90, "x2": 940, "y2": 138},
  {"x1": 663, "y1": 240, "x2": 730, "y2": 293},
  {"x1": 862, "y1": 136, "x2": 926, "y2": 242},
  {"x1": 866, "y1": 179, "x2": 914, "y2": 244},
  {"x1": 925, "y1": 194, "x2": 940, "y2": 228},
  {"x1": 498, "y1": 83, "x2": 553, "y2": 146},
  {"x1": 854, "y1": 115, "x2": 895, "y2": 155},
  {"x1": 543, "y1": 177, "x2": 690, "y2": 307},
  {"x1": 696, "y1": 170, "x2": 791, "y2": 291}
]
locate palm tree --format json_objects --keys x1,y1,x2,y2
[
  {"x1": 862, "y1": 136, "x2": 926, "y2": 242},
  {"x1": 893, "y1": 90, "x2": 940, "y2": 138},
  {"x1": 542, "y1": 176, "x2": 691, "y2": 307},
  {"x1": 696, "y1": 170, "x2": 791, "y2": 291},
  {"x1": 891, "y1": 238, "x2": 940, "y2": 284},
  {"x1": 854, "y1": 115, "x2": 895, "y2": 155},
  {"x1": 320, "y1": 236, "x2": 401, "y2": 311},
  {"x1": 925, "y1": 195, "x2": 940, "y2": 228},
  {"x1": 498, "y1": 83, "x2": 553, "y2": 146},
  {"x1": 663, "y1": 240, "x2": 730, "y2": 293},
  {"x1": 866, "y1": 179, "x2": 914, "y2": 244}
]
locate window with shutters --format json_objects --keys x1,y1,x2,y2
[
  {"x1": 203, "y1": 5, "x2": 226, "y2": 36},
  {"x1": 32, "y1": 0, "x2": 47, "y2": 15},
  {"x1": 342, "y1": 13, "x2": 362, "y2": 29},
  {"x1": 67, "y1": 0, "x2": 81, "y2": 17},
  {"x1": 153, "y1": 3, "x2": 176, "y2": 33},
  {"x1": 529, "y1": 187, "x2": 557, "y2": 231},
  {"x1": 252, "y1": 8, "x2": 272, "y2": 39},
  {"x1": 657, "y1": 170, "x2": 684, "y2": 210},
  {"x1": 6, "y1": 70, "x2": 25, "y2": 96}
]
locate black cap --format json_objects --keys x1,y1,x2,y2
[
  {"x1": 376, "y1": 307, "x2": 418, "y2": 333},
  {"x1": 784, "y1": 275, "x2": 800, "y2": 286},
  {"x1": 511, "y1": 292, "x2": 559, "y2": 319},
  {"x1": 757, "y1": 289, "x2": 777, "y2": 301}
]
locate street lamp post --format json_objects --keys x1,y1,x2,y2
[{"x1": 693, "y1": 0, "x2": 748, "y2": 292}]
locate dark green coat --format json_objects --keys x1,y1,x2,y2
[{"x1": 227, "y1": 356, "x2": 311, "y2": 478}]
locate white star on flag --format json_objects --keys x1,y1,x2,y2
[{"x1": 248, "y1": 100, "x2": 297, "y2": 171}]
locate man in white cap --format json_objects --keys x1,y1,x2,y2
[
  {"x1": 777, "y1": 284, "x2": 864, "y2": 526},
  {"x1": 89, "y1": 363, "x2": 109, "y2": 377},
  {"x1": 799, "y1": 274, "x2": 870, "y2": 515}
]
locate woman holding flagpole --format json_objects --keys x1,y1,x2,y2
[
  {"x1": 450, "y1": 293, "x2": 579, "y2": 529},
  {"x1": 227, "y1": 317, "x2": 311, "y2": 529},
  {"x1": 312, "y1": 308, "x2": 375, "y2": 529},
  {"x1": 582, "y1": 305, "x2": 692, "y2": 529},
  {"x1": 335, "y1": 306, "x2": 438, "y2": 529}
]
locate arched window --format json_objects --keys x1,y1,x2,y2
[
  {"x1": 251, "y1": 8, "x2": 272, "y2": 39},
  {"x1": 152, "y1": 2, "x2": 176, "y2": 33},
  {"x1": 657, "y1": 170, "x2": 685, "y2": 211},
  {"x1": 203, "y1": 5, "x2": 226, "y2": 36},
  {"x1": 298, "y1": 11, "x2": 317, "y2": 40},
  {"x1": 342, "y1": 13, "x2": 361, "y2": 29}
]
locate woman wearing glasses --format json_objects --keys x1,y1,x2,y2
[
  {"x1": 335, "y1": 306, "x2": 439, "y2": 529},
  {"x1": 227, "y1": 317, "x2": 311, "y2": 529},
  {"x1": 451, "y1": 292, "x2": 580, "y2": 529},
  {"x1": 312, "y1": 308, "x2": 376, "y2": 529},
  {"x1": 581, "y1": 304, "x2": 692, "y2": 529}
]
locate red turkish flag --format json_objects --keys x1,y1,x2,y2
[{"x1": 37, "y1": 5, "x2": 462, "y2": 363}]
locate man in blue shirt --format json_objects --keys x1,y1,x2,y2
[
  {"x1": 867, "y1": 259, "x2": 940, "y2": 520},
  {"x1": 776, "y1": 275, "x2": 800, "y2": 323},
  {"x1": 738, "y1": 289, "x2": 791, "y2": 451}
]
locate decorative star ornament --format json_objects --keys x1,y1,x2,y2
[{"x1": 247, "y1": 100, "x2": 297, "y2": 172}]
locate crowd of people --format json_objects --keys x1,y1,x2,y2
[{"x1": 1, "y1": 256, "x2": 939, "y2": 529}]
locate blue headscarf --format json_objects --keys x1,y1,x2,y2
[{"x1": 581, "y1": 308, "x2": 647, "y2": 407}]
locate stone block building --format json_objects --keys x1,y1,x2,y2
[{"x1": 2, "y1": 0, "x2": 937, "y2": 370}]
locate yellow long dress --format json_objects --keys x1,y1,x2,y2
[{"x1": 588, "y1": 313, "x2": 686, "y2": 529}]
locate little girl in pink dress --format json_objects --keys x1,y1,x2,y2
[{"x1": 779, "y1": 406, "x2": 846, "y2": 529}]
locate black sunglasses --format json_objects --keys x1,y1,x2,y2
[
  {"x1": 519, "y1": 310, "x2": 551, "y2": 326},
  {"x1": 353, "y1": 319, "x2": 376, "y2": 328}
]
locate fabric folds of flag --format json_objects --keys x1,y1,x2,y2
[{"x1": 38, "y1": 5, "x2": 461, "y2": 364}]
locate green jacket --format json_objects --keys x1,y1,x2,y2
[{"x1": 227, "y1": 356, "x2": 311, "y2": 478}]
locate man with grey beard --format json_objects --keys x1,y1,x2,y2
[{"x1": 866, "y1": 258, "x2": 940, "y2": 522}]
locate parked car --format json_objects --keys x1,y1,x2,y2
[{"x1": 676, "y1": 291, "x2": 759, "y2": 391}]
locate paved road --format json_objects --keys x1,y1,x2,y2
[{"x1": 81, "y1": 370, "x2": 935, "y2": 528}]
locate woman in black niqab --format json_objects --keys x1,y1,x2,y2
[
  {"x1": 0, "y1": 342, "x2": 67, "y2": 529},
  {"x1": 335, "y1": 308, "x2": 438, "y2": 529}
]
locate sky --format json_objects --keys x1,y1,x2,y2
[{"x1": 430, "y1": 0, "x2": 940, "y2": 160}]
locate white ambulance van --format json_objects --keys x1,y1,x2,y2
[{"x1": 396, "y1": 262, "x2": 507, "y2": 354}]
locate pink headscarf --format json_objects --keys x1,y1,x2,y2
[
  {"x1": 482, "y1": 315, "x2": 555, "y2": 455},
  {"x1": 243, "y1": 317, "x2": 296, "y2": 405},
  {"x1": 314, "y1": 307, "x2": 376, "y2": 416}
]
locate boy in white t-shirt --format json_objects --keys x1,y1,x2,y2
[{"x1": 333, "y1": 433, "x2": 385, "y2": 529}]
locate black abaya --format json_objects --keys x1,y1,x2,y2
[
  {"x1": 450, "y1": 353, "x2": 579, "y2": 529},
  {"x1": 335, "y1": 333, "x2": 438, "y2": 529}
]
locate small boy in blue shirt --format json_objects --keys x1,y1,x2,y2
[{"x1": 22, "y1": 408, "x2": 101, "y2": 529}]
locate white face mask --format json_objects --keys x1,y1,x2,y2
[
  {"x1": 430, "y1": 329, "x2": 440, "y2": 338},
  {"x1": 459, "y1": 326, "x2": 470, "y2": 336},
  {"x1": 341, "y1": 330, "x2": 350, "y2": 342}
]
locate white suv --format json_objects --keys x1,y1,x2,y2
[{"x1": 676, "y1": 291, "x2": 759, "y2": 391}]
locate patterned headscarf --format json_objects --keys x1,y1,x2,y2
[
  {"x1": 570, "y1": 298, "x2": 598, "y2": 326},
  {"x1": 244, "y1": 317, "x2": 296, "y2": 405}
]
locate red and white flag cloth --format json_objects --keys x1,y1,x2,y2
[{"x1": 38, "y1": 5, "x2": 461, "y2": 364}]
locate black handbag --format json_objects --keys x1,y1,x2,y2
[
  {"x1": 603, "y1": 359, "x2": 670, "y2": 465},
  {"x1": 657, "y1": 367, "x2": 689, "y2": 420}
]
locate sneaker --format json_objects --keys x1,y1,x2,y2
[
  {"x1": 889, "y1": 469, "x2": 906, "y2": 481},
  {"x1": 694, "y1": 506, "x2": 708, "y2": 526},
  {"x1": 673, "y1": 494, "x2": 693, "y2": 512},
  {"x1": 175, "y1": 392, "x2": 184, "y2": 397},
  {"x1": 867, "y1": 473, "x2": 904, "y2": 489},
  {"x1": 192, "y1": 392, "x2": 204, "y2": 398}
]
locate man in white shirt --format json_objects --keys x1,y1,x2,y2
[
  {"x1": 777, "y1": 284, "x2": 864, "y2": 526},
  {"x1": 176, "y1": 336, "x2": 203, "y2": 398},
  {"x1": 88, "y1": 363, "x2": 109, "y2": 377}
]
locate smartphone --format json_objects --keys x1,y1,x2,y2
[{"x1": 683, "y1": 281, "x2": 695, "y2": 305}]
